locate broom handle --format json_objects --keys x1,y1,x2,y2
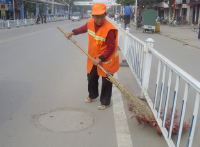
[{"x1": 57, "y1": 26, "x2": 107, "y2": 74}]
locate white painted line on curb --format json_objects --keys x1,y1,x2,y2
[{"x1": 112, "y1": 73, "x2": 133, "y2": 147}]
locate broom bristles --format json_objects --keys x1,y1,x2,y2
[
  {"x1": 56, "y1": 26, "x2": 154, "y2": 121},
  {"x1": 107, "y1": 75, "x2": 154, "y2": 120}
]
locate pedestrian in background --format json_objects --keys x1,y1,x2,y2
[
  {"x1": 124, "y1": 3, "x2": 132, "y2": 29},
  {"x1": 136, "y1": 13, "x2": 142, "y2": 28},
  {"x1": 2, "y1": 15, "x2": 6, "y2": 27},
  {"x1": 115, "y1": 13, "x2": 118, "y2": 21},
  {"x1": 36, "y1": 13, "x2": 40, "y2": 24},
  {"x1": 44, "y1": 14, "x2": 47, "y2": 23},
  {"x1": 198, "y1": 22, "x2": 200, "y2": 40},
  {"x1": 64, "y1": 3, "x2": 119, "y2": 110},
  {"x1": 41, "y1": 14, "x2": 43, "y2": 23}
]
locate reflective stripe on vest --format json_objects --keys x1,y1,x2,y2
[
  {"x1": 115, "y1": 50, "x2": 119, "y2": 57},
  {"x1": 88, "y1": 29, "x2": 106, "y2": 42},
  {"x1": 102, "y1": 50, "x2": 119, "y2": 64}
]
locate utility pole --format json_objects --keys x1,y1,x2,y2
[
  {"x1": 62, "y1": 0, "x2": 69, "y2": 13},
  {"x1": 13, "y1": 0, "x2": 15, "y2": 20},
  {"x1": 68, "y1": 0, "x2": 70, "y2": 14},
  {"x1": 52, "y1": 0, "x2": 54, "y2": 14},
  {"x1": 135, "y1": 0, "x2": 137, "y2": 23}
]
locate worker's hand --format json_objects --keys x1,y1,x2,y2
[
  {"x1": 93, "y1": 58, "x2": 101, "y2": 65},
  {"x1": 64, "y1": 32, "x2": 74, "y2": 38}
]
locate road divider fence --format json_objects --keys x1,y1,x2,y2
[
  {"x1": 108, "y1": 17, "x2": 200, "y2": 147},
  {"x1": 0, "y1": 16, "x2": 69, "y2": 29}
]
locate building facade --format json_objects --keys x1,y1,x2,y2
[{"x1": 152, "y1": 0, "x2": 200, "y2": 24}]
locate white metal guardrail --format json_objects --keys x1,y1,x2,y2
[
  {"x1": 108, "y1": 17, "x2": 200, "y2": 147},
  {"x1": 0, "y1": 16, "x2": 69, "y2": 29}
]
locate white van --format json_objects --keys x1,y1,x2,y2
[{"x1": 71, "y1": 12, "x2": 81, "y2": 21}]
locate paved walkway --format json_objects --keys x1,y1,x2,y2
[{"x1": 130, "y1": 22, "x2": 200, "y2": 49}]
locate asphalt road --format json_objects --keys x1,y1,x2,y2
[{"x1": 0, "y1": 19, "x2": 199, "y2": 147}]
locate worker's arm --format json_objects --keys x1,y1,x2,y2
[{"x1": 64, "y1": 23, "x2": 87, "y2": 38}]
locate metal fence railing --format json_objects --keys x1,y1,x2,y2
[
  {"x1": 0, "y1": 16, "x2": 69, "y2": 29},
  {"x1": 107, "y1": 17, "x2": 200, "y2": 147}
]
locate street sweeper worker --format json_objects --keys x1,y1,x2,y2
[{"x1": 64, "y1": 3, "x2": 119, "y2": 110}]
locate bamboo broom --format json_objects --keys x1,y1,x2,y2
[{"x1": 57, "y1": 26, "x2": 154, "y2": 121}]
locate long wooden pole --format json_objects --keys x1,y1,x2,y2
[{"x1": 57, "y1": 26, "x2": 107, "y2": 74}]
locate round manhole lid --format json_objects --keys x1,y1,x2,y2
[{"x1": 32, "y1": 108, "x2": 96, "y2": 132}]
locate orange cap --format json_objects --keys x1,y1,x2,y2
[{"x1": 91, "y1": 3, "x2": 106, "y2": 15}]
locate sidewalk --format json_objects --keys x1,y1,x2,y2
[{"x1": 130, "y1": 21, "x2": 200, "y2": 49}]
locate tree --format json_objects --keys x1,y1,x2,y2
[
  {"x1": 39, "y1": 3, "x2": 47, "y2": 14},
  {"x1": 24, "y1": 2, "x2": 36, "y2": 14},
  {"x1": 24, "y1": 2, "x2": 36, "y2": 18},
  {"x1": 116, "y1": 0, "x2": 135, "y2": 6}
]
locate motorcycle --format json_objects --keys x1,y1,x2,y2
[
  {"x1": 156, "y1": 16, "x2": 160, "y2": 22},
  {"x1": 176, "y1": 20, "x2": 182, "y2": 26},
  {"x1": 136, "y1": 21, "x2": 142, "y2": 30},
  {"x1": 161, "y1": 17, "x2": 168, "y2": 25},
  {"x1": 36, "y1": 18, "x2": 40, "y2": 24}
]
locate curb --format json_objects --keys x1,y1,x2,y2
[{"x1": 130, "y1": 22, "x2": 200, "y2": 50}]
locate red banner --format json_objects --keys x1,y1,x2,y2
[
  {"x1": 1, "y1": 5, "x2": 5, "y2": 9},
  {"x1": 190, "y1": 4, "x2": 196, "y2": 8}
]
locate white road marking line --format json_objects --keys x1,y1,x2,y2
[
  {"x1": 112, "y1": 73, "x2": 133, "y2": 147},
  {"x1": 0, "y1": 28, "x2": 53, "y2": 44},
  {"x1": 0, "y1": 24, "x2": 70, "y2": 44}
]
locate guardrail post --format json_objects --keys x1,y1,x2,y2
[
  {"x1": 120, "y1": 27, "x2": 129, "y2": 67},
  {"x1": 140, "y1": 38, "x2": 154, "y2": 98},
  {"x1": 31, "y1": 18, "x2": 33, "y2": 25},
  {"x1": 17, "y1": 19, "x2": 19, "y2": 27},
  {"x1": 118, "y1": 23, "x2": 121, "y2": 51},
  {"x1": 25, "y1": 19, "x2": 27, "y2": 26},
  {"x1": 7, "y1": 20, "x2": 10, "y2": 29},
  {"x1": 114, "y1": 21, "x2": 117, "y2": 26}
]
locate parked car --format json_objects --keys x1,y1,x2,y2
[
  {"x1": 46, "y1": 14, "x2": 55, "y2": 18},
  {"x1": 83, "y1": 14, "x2": 91, "y2": 19},
  {"x1": 71, "y1": 12, "x2": 81, "y2": 21}
]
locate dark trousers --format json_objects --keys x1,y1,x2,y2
[
  {"x1": 87, "y1": 65, "x2": 113, "y2": 106},
  {"x1": 137, "y1": 21, "x2": 141, "y2": 28},
  {"x1": 124, "y1": 15, "x2": 130, "y2": 29}
]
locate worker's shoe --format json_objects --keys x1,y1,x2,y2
[
  {"x1": 84, "y1": 97, "x2": 93, "y2": 103},
  {"x1": 98, "y1": 105, "x2": 108, "y2": 110}
]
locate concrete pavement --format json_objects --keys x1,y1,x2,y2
[
  {"x1": 130, "y1": 21, "x2": 200, "y2": 49},
  {"x1": 1, "y1": 19, "x2": 199, "y2": 147}
]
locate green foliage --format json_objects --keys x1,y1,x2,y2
[
  {"x1": 24, "y1": 2, "x2": 36, "y2": 14},
  {"x1": 116, "y1": 0, "x2": 173, "y2": 8},
  {"x1": 24, "y1": 2, "x2": 47, "y2": 14},
  {"x1": 116, "y1": 0, "x2": 135, "y2": 6},
  {"x1": 39, "y1": 3, "x2": 47, "y2": 14}
]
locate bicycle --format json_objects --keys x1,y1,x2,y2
[
  {"x1": 169, "y1": 20, "x2": 177, "y2": 27},
  {"x1": 191, "y1": 22, "x2": 199, "y2": 32},
  {"x1": 176, "y1": 21, "x2": 183, "y2": 27}
]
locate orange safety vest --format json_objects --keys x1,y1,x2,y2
[{"x1": 87, "y1": 18, "x2": 119, "y2": 77}]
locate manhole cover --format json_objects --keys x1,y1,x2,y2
[{"x1": 32, "y1": 108, "x2": 96, "y2": 132}]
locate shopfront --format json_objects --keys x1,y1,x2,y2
[
  {"x1": 189, "y1": 0, "x2": 200, "y2": 23},
  {"x1": 0, "y1": 0, "x2": 13, "y2": 20}
]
